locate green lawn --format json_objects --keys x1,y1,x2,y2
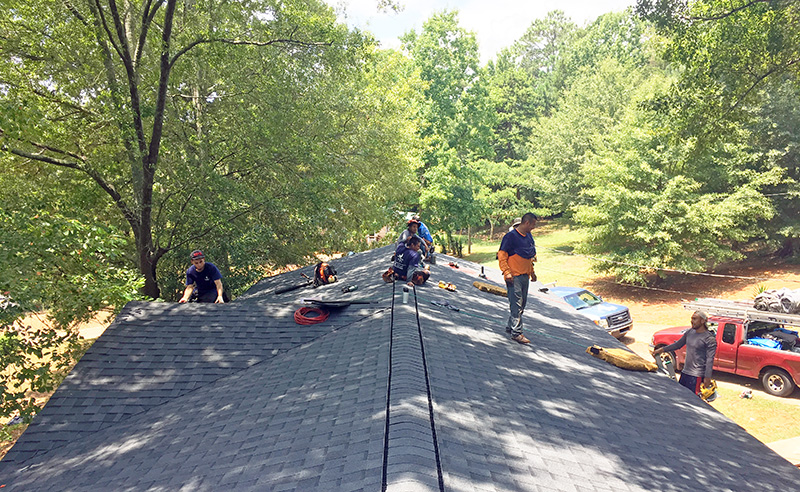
[{"x1": 709, "y1": 386, "x2": 800, "y2": 443}]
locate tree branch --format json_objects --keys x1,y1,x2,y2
[
  {"x1": 9, "y1": 77, "x2": 98, "y2": 118},
  {"x1": 725, "y1": 57, "x2": 800, "y2": 116},
  {"x1": 27, "y1": 140, "x2": 87, "y2": 162},
  {"x1": 62, "y1": 0, "x2": 90, "y2": 27},
  {"x1": 134, "y1": 0, "x2": 164, "y2": 69},
  {"x1": 3, "y1": 145, "x2": 139, "y2": 229},
  {"x1": 170, "y1": 37, "x2": 333, "y2": 68},
  {"x1": 147, "y1": 0, "x2": 176, "y2": 167},
  {"x1": 92, "y1": 0, "x2": 124, "y2": 61},
  {"x1": 687, "y1": 0, "x2": 772, "y2": 22},
  {"x1": 106, "y1": 0, "x2": 149, "y2": 158}
]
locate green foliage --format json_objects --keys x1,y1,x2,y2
[
  {"x1": 419, "y1": 150, "x2": 484, "y2": 235},
  {"x1": 0, "y1": 326, "x2": 78, "y2": 425},
  {"x1": 573, "y1": 72, "x2": 780, "y2": 282},
  {"x1": 485, "y1": 49, "x2": 541, "y2": 162},
  {"x1": 635, "y1": 0, "x2": 800, "y2": 255},
  {"x1": 401, "y1": 10, "x2": 492, "y2": 235},
  {"x1": 515, "y1": 10, "x2": 577, "y2": 117},
  {"x1": 0, "y1": 208, "x2": 144, "y2": 328}
]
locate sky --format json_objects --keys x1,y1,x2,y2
[{"x1": 326, "y1": 0, "x2": 638, "y2": 63}]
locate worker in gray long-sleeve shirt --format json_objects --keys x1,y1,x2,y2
[{"x1": 653, "y1": 311, "x2": 717, "y2": 396}]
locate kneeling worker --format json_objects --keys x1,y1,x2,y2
[
  {"x1": 179, "y1": 250, "x2": 225, "y2": 303},
  {"x1": 394, "y1": 236, "x2": 427, "y2": 287}
]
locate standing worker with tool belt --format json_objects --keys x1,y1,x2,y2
[
  {"x1": 498, "y1": 213, "x2": 538, "y2": 344},
  {"x1": 653, "y1": 311, "x2": 717, "y2": 396}
]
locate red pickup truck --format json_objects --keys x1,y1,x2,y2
[{"x1": 652, "y1": 315, "x2": 800, "y2": 397}]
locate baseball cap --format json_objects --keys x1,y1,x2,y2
[{"x1": 190, "y1": 250, "x2": 205, "y2": 260}]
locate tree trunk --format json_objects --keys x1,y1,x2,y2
[
  {"x1": 488, "y1": 218, "x2": 494, "y2": 240},
  {"x1": 140, "y1": 250, "x2": 161, "y2": 299},
  {"x1": 467, "y1": 225, "x2": 472, "y2": 254}
]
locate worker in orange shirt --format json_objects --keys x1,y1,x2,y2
[{"x1": 498, "y1": 213, "x2": 537, "y2": 344}]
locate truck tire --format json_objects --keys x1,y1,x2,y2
[{"x1": 761, "y1": 368, "x2": 796, "y2": 397}]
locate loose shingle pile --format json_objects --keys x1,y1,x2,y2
[{"x1": 1, "y1": 246, "x2": 797, "y2": 491}]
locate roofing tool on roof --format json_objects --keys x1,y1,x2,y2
[
  {"x1": 301, "y1": 298, "x2": 376, "y2": 308},
  {"x1": 586, "y1": 346, "x2": 657, "y2": 372},
  {"x1": 430, "y1": 300, "x2": 460, "y2": 312},
  {"x1": 437, "y1": 281, "x2": 457, "y2": 292},
  {"x1": 273, "y1": 273, "x2": 314, "y2": 294}
]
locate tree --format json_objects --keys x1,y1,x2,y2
[
  {"x1": 526, "y1": 57, "x2": 649, "y2": 216},
  {"x1": 515, "y1": 10, "x2": 577, "y2": 117},
  {"x1": 636, "y1": 0, "x2": 800, "y2": 255},
  {"x1": 573, "y1": 64, "x2": 782, "y2": 282},
  {"x1": 485, "y1": 48, "x2": 541, "y2": 162},
  {"x1": 0, "y1": 1, "x2": 326, "y2": 298},
  {"x1": 1, "y1": 0, "x2": 419, "y2": 300},
  {"x1": 400, "y1": 10, "x2": 492, "y2": 246}
]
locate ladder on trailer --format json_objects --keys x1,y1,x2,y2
[{"x1": 683, "y1": 298, "x2": 800, "y2": 327}]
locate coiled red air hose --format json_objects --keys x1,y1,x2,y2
[{"x1": 294, "y1": 307, "x2": 330, "y2": 325}]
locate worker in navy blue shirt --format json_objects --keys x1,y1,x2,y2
[
  {"x1": 398, "y1": 219, "x2": 429, "y2": 259},
  {"x1": 394, "y1": 236, "x2": 423, "y2": 287},
  {"x1": 498, "y1": 213, "x2": 537, "y2": 344},
  {"x1": 179, "y1": 250, "x2": 225, "y2": 303}
]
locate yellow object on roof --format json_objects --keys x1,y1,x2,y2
[
  {"x1": 473, "y1": 280, "x2": 507, "y2": 297},
  {"x1": 587, "y1": 345, "x2": 657, "y2": 372}
]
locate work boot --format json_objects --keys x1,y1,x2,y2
[{"x1": 512, "y1": 334, "x2": 530, "y2": 344}]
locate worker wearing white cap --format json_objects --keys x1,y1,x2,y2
[{"x1": 654, "y1": 311, "x2": 717, "y2": 396}]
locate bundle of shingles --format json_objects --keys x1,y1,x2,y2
[{"x1": 754, "y1": 288, "x2": 800, "y2": 314}]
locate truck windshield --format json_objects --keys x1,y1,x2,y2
[{"x1": 563, "y1": 291, "x2": 603, "y2": 310}]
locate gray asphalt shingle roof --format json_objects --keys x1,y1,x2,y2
[{"x1": 1, "y1": 245, "x2": 798, "y2": 491}]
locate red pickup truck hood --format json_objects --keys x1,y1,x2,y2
[{"x1": 652, "y1": 325, "x2": 690, "y2": 344}]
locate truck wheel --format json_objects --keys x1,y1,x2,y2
[{"x1": 761, "y1": 368, "x2": 796, "y2": 397}]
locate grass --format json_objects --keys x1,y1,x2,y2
[{"x1": 709, "y1": 386, "x2": 800, "y2": 443}]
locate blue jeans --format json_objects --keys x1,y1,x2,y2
[{"x1": 506, "y1": 275, "x2": 529, "y2": 337}]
